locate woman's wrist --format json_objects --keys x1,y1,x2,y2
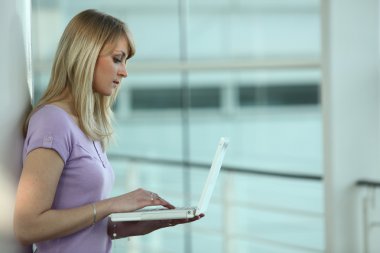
[
  {"x1": 104, "y1": 196, "x2": 122, "y2": 214},
  {"x1": 107, "y1": 218, "x2": 135, "y2": 240},
  {"x1": 107, "y1": 218, "x2": 117, "y2": 239},
  {"x1": 95, "y1": 198, "x2": 114, "y2": 217},
  {"x1": 107, "y1": 218, "x2": 124, "y2": 240}
]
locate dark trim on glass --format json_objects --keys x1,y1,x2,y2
[
  {"x1": 356, "y1": 180, "x2": 380, "y2": 188},
  {"x1": 108, "y1": 153, "x2": 323, "y2": 181}
]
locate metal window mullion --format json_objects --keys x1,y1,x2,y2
[{"x1": 178, "y1": 1, "x2": 192, "y2": 253}]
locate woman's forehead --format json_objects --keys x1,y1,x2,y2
[{"x1": 101, "y1": 37, "x2": 128, "y2": 55}]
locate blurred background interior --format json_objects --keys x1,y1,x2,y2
[{"x1": 2, "y1": 0, "x2": 376, "y2": 253}]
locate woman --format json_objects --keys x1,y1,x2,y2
[{"x1": 13, "y1": 9, "x2": 203, "y2": 253}]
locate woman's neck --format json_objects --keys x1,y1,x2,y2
[{"x1": 50, "y1": 88, "x2": 78, "y2": 121}]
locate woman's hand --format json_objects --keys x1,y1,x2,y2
[
  {"x1": 108, "y1": 214, "x2": 205, "y2": 239},
  {"x1": 109, "y1": 188, "x2": 175, "y2": 213}
]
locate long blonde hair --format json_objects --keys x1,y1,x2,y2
[{"x1": 25, "y1": 9, "x2": 135, "y2": 149}]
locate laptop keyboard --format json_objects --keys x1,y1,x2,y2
[{"x1": 137, "y1": 206, "x2": 195, "y2": 212}]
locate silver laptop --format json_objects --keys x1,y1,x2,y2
[{"x1": 110, "y1": 137, "x2": 229, "y2": 221}]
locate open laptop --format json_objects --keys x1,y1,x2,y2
[{"x1": 110, "y1": 137, "x2": 229, "y2": 221}]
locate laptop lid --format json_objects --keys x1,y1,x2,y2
[{"x1": 195, "y1": 137, "x2": 229, "y2": 215}]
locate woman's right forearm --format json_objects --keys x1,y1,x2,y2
[{"x1": 14, "y1": 198, "x2": 114, "y2": 245}]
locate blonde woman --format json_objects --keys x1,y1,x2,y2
[{"x1": 14, "y1": 9, "x2": 203, "y2": 253}]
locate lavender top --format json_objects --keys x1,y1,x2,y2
[{"x1": 23, "y1": 104, "x2": 115, "y2": 253}]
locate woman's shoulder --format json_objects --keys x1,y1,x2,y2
[
  {"x1": 29, "y1": 104, "x2": 75, "y2": 130},
  {"x1": 32, "y1": 104, "x2": 66, "y2": 119},
  {"x1": 25, "y1": 105, "x2": 78, "y2": 162}
]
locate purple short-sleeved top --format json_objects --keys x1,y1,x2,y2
[{"x1": 23, "y1": 104, "x2": 115, "y2": 253}]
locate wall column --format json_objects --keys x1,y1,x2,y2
[
  {"x1": 322, "y1": 0, "x2": 380, "y2": 252},
  {"x1": 0, "y1": 0, "x2": 33, "y2": 252}
]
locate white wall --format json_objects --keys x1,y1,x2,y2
[
  {"x1": 322, "y1": 0, "x2": 380, "y2": 252},
  {"x1": 0, "y1": 0, "x2": 33, "y2": 252}
]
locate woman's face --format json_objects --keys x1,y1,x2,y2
[{"x1": 93, "y1": 37, "x2": 128, "y2": 96}]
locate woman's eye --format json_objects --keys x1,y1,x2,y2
[{"x1": 113, "y1": 57, "x2": 122, "y2": 63}]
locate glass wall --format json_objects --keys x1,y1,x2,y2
[{"x1": 32, "y1": 0, "x2": 323, "y2": 252}]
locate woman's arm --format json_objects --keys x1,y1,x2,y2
[
  {"x1": 107, "y1": 214, "x2": 205, "y2": 239},
  {"x1": 13, "y1": 148, "x2": 173, "y2": 245}
]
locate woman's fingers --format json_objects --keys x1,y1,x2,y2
[
  {"x1": 161, "y1": 214, "x2": 205, "y2": 227},
  {"x1": 146, "y1": 191, "x2": 175, "y2": 209}
]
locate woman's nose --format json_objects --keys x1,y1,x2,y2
[{"x1": 119, "y1": 66, "x2": 128, "y2": 78}]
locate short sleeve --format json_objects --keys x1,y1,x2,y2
[{"x1": 24, "y1": 106, "x2": 72, "y2": 163}]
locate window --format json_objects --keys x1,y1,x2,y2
[
  {"x1": 239, "y1": 83, "x2": 319, "y2": 107},
  {"x1": 130, "y1": 87, "x2": 221, "y2": 110}
]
